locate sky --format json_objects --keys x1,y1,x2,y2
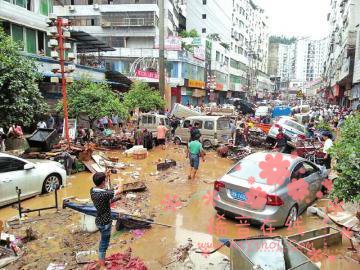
[{"x1": 256, "y1": 0, "x2": 330, "y2": 39}]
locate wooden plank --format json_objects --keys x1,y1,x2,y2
[{"x1": 81, "y1": 160, "x2": 97, "y2": 174}]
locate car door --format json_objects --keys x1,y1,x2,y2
[
  {"x1": 301, "y1": 162, "x2": 322, "y2": 201},
  {"x1": 176, "y1": 120, "x2": 191, "y2": 143}
]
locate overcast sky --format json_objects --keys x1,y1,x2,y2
[{"x1": 256, "y1": 0, "x2": 330, "y2": 39}]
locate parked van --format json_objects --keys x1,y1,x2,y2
[
  {"x1": 138, "y1": 113, "x2": 169, "y2": 138},
  {"x1": 174, "y1": 116, "x2": 231, "y2": 149}
]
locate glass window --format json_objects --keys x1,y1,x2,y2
[
  {"x1": 183, "y1": 120, "x2": 191, "y2": 128},
  {"x1": 291, "y1": 162, "x2": 317, "y2": 180},
  {"x1": 217, "y1": 119, "x2": 230, "y2": 130},
  {"x1": 164, "y1": 118, "x2": 169, "y2": 126},
  {"x1": 202, "y1": 14, "x2": 206, "y2": 19},
  {"x1": 202, "y1": 28, "x2": 206, "y2": 33},
  {"x1": 193, "y1": 121, "x2": 203, "y2": 129},
  {"x1": 285, "y1": 120, "x2": 306, "y2": 133},
  {"x1": 204, "y1": 121, "x2": 214, "y2": 130},
  {"x1": 12, "y1": 24, "x2": 24, "y2": 46},
  {"x1": 0, "y1": 157, "x2": 25, "y2": 173},
  {"x1": 150, "y1": 116, "x2": 155, "y2": 124},
  {"x1": 40, "y1": 0, "x2": 49, "y2": 16},
  {"x1": 16, "y1": 0, "x2": 26, "y2": 8},
  {"x1": 141, "y1": 115, "x2": 148, "y2": 124},
  {"x1": 26, "y1": 28, "x2": 37, "y2": 54},
  {"x1": 227, "y1": 160, "x2": 265, "y2": 184}
]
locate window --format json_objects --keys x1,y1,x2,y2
[
  {"x1": 26, "y1": 28, "x2": 36, "y2": 54},
  {"x1": 217, "y1": 119, "x2": 230, "y2": 130},
  {"x1": 37, "y1": 31, "x2": 45, "y2": 54},
  {"x1": 193, "y1": 121, "x2": 203, "y2": 129},
  {"x1": 204, "y1": 121, "x2": 214, "y2": 130},
  {"x1": 202, "y1": 0, "x2": 206, "y2": 4},
  {"x1": 202, "y1": 14, "x2": 206, "y2": 19},
  {"x1": 12, "y1": 24, "x2": 24, "y2": 46},
  {"x1": 216, "y1": 51, "x2": 220, "y2": 61},
  {"x1": 149, "y1": 116, "x2": 155, "y2": 124},
  {"x1": 88, "y1": 0, "x2": 93, "y2": 4},
  {"x1": 290, "y1": 162, "x2": 318, "y2": 179},
  {"x1": 202, "y1": 28, "x2": 206, "y2": 33},
  {"x1": 0, "y1": 157, "x2": 25, "y2": 173},
  {"x1": 183, "y1": 120, "x2": 191, "y2": 128},
  {"x1": 141, "y1": 115, "x2": 148, "y2": 124}
]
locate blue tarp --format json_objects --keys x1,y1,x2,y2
[{"x1": 271, "y1": 106, "x2": 291, "y2": 118}]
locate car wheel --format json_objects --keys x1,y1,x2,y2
[
  {"x1": 285, "y1": 205, "x2": 298, "y2": 227},
  {"x1": 174, "y1": 137, "x2": 181, "y2": 145},
  {"x1": 202, "y1": 140, "x2": 212, "y2": 149},
  {"x1": 42, "y1": 174, "x2": 61, "y2": 193}
]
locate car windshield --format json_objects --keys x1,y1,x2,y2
[
  {"x1": 217, "y1": 119, "x2": 230, "y2": 130},
  {"x1": 227, "y1": 159, "x2": 268, "y2": 184}
]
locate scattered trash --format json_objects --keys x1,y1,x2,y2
[
  {"x1": 83, "y1": 248, "x2": 148, "y2": 270},
  {"x1": 75, "y1": 250, "x2": 97, "y2": 264},
  {"x1": 126, "y1": 193, "x2": 137, "y2": 200},
  {"x1": 23, "y1": 227, "x2": 37, "y2": 242},
  {"x1": 132, "y1": 229, "x2": 145, "y2": 238},
  {"x1": 157, "y1": 159, "x2": 177, "y2": 171},
  {"x1": 46, "y1": 262, "x2": 67, "y2": 270}
]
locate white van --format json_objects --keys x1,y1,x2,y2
[
  {"x1": 174, "y1": 116, "x2": 231, "y2": 149},
  {"x1": 138, "y1": 113, "x2": 170, "y2": 138}
]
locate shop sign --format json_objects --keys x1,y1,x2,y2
[
  {"x1": 215, "y1": 83, "x2": 224, "y2": 91},
  {"x1": 192, "y1": 89, "x2": 206, "y2": 97},
  {"x1": 188, "y1": 79, "x2": 205, "y2": 89},
  {"x1": 135, "y1": 69, "x2": 159, "y2": 79},
  {"x1": 194, "y1": 46, "x2": 205, "y2": 60},
  {"x1": 154, "y1": 36, "x2": 182, "y2": 51}
]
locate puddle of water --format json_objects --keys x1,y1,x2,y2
[{"x1": 0, "y1": 146, "x2": 357, "y2": 270}]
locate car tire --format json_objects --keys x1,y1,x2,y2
[
  {"x1": 285, "y1": 205, "x2": 298, "y2": 227},
  {"x1": 202, "y1": 140, "x2": 212, "y2": 149},
  {"x1": 42, "y1": 174, "x2": 61, "y2": 193},
  {"x1": 174, "y1": 137, "x2": 181, "y2": 145}
]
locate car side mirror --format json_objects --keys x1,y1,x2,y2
[{"x1": 24, "y1": 164, "x2": 35, "y2": 170}]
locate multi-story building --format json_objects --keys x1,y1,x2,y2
[
  {"x1": 324, "y1": 0, "x2": 360, "y2": 106},
  {"x1": 0, "y1": 0, "x2": 111, "y2": 105}
]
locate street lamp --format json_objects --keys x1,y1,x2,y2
[{"x1": 47, "y1": 15, "x2": 75, "y2": 145}]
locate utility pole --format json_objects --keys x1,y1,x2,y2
[{"x1": 158, "y1": 0, "x2": 165, "y2": 98}]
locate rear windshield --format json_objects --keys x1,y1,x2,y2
[
  {"x1": 217, "y1": 119, "x2": 230, "y2": 130},
  {"x1": 227, "y1": 160, "x2": 267, "y2": 184}
]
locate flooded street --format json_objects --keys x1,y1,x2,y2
[{"x1": 0, "y1": 146, "x2": 357, "y2": 269}]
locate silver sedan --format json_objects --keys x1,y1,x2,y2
[{"x1": 213, "y1": 152, "x2": 328, "y2": 227}]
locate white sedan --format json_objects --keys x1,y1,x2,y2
[{"x1": 0, "y1": 153, "x2": 67, "y2": 207}]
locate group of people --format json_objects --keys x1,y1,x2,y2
[{"x1": 0, "y1": 124, "x2": 24, "y2": 152}]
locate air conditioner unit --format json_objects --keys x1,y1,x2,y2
[
  {"x1": 48, "y1": 26, "x2": 58, "y2": 35},
  {"x1": 102, "y1": 22, "x2": 111, "y2": 27},
  {"x1": 93, "y1": 3, "x2": 99, "y2": 10},
  {"x1": 48, "y1": 13, "x2": 57, "y2": 21},
  {"x1": 63, "y1": 30, "x2": 71, "y2": 38},
  {"x1": 66, "y1": 64, "x2": 76, "y2": 72},
  {"x1": 66, "y1": 76, "x2": 74, "y2": 83},
  {"x1": 64, "y1": 43, "x2": 72, "y2": 50},
  {"x1": 69, "y1": 6, "x2": 76, "y2": 12}
]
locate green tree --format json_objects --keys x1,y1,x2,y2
[
  {"x1": 330, "y1": 113, "x2": 360, "y2": 202},
  {"x1": 207, "y1": 33, "x2": 221, "y2": 41},
  {"x1": 123, "y1": 81, "x2": 165, "y2": 112},
  {"x1": 269, "y1": 35, "x2": 297, "y2": 45},
  {"x1": 0, "y1": 28, "x2": 48, "y2": 127},
  {"x1": 57, "y1": 78, "x2": 128, "y2": 127},
  {"x1": 179, "y1": 29, "x2": 199, "y2": 38}
]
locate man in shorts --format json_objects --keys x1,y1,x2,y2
[
  {"x1": 157, "y1": 120, "x2": 168, "y2": 150},
  {"x1": 187, "y1": 134, "x2": 205, "y2": 180}
]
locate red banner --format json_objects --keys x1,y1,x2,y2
[{"x1": 135, "y1": 69, "x2": 159, "y2": 79}]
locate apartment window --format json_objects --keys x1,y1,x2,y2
[
  {"x1": 202, "y1": 14, "x2": 206, "y2": 19},
  {"x1": 202, "y1": 28, "x2": 206, "y2": 33},
  {"x1": 71, "y1": 0, "x2": 74, "y2": 4},
  {"x1": 88, "y1": 0, "x2": 93, "y2": 4},
  {"x1": 203, "y1": 0, "x2": 206, "y2": 4},
  {"x1": 37, "y1": 31, "x2": 45, "y2": 53},
  {"x1": 216, "y1": 51, "x2": 220, "y2": 61}
]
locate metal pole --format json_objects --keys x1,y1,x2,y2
[
  {"x1": 57, "y1": 18, "x2": 70, "y2": 145},
  {"x1": 158, "y1": 0, "x2": 165, "y2": 98}
]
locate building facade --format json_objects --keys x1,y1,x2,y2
[{"x1": 324, "y1": 0, "x2": 360, "y2": 106}]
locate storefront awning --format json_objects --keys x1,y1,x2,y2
[{"x1": 70, "y1": 31, "x2": 115, "y2": 53}]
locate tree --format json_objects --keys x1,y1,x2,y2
[
  {"x1": 329, "y1": 113, "x2": 360, "y2": 202},
  {"x1": 57, "y1": 78, "x2": 128, "y2": 127},
  {"x1": 207, "y1": 33, "x2": 221, "y2": 42},
  {"x1": 179, "y1": 29, "x2": 199, "y2": 38},
  {"x1": 0, "y1": 28, "x2": 48, "y2": 127},
  {"x1": 123, "y1": 81, "x2": 165, "y2": 112},
  {"x1": 269, "y1": 35, "x2": 297, "y2": 45}
]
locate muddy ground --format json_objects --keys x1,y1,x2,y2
[{"x1": 0, "y1": 145, "x2": 358, "y2": 270}]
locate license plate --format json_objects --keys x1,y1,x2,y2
[{"x1": 230, "y1": 190, "x2": 246, "y2": 201}]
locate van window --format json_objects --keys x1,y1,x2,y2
[
  {"x1": 141, "y1": 115, "x2": 148, "y2": 124},
  {"x1": 164, "y1": 118, "x2": 169, "y2": 126},
  {"x1": 183, "y1": 120, "x2": 191, "y2": 128},
  {"x1": 204, "y1": 121, "x2": 214, "y2": 130},
  {"x1": 217, "y1": 119, "x2": 230, "y2": 130},
  {"x1": 149, "y1": 116, "x2": 155, "y2": 124},
  {"x1": 194, "y1": 120, "x2": 203, "y2": 129}
]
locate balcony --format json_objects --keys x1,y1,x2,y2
[{"x1": 101, "y1": 12, "x2": 157, "y2": 27}]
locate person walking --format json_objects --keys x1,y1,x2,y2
[
  {"x1": 187, "y1": 134, "x2": 205, "y2": 180},
  {"x1": 0, "y1": 128, "x2": 6, "y2": 152},
  {"x1": 156, "y1": 120, "x2": 168, "y2": 150},
  {"x1": 90, "y1": 172, "x2": 123, "y2": 268},
  {"x1": 47, "y1": 114, "x2": 55, "y2": 129},
  {"x1": 322, "y1": 131, "x2": 333, "y2": 170}
]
